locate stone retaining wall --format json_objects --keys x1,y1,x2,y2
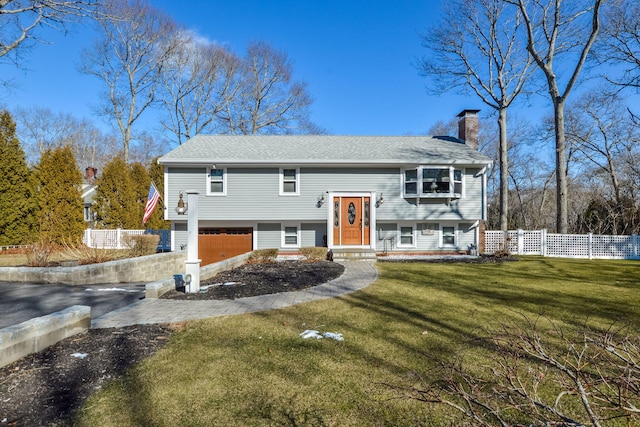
[
  {"x1": 146, "y1": 252, "x2": 251, "y2": 298},
  {"x1": 0, "y1": 306, "x2": 90, "y2": 368},
  {"x1": 0, "y1": 251, "x2": 187, "y2": 285}
]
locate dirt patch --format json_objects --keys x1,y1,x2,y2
[
  {"x1": 0, "y1": 324, "x2": 172, "y2": 426},
  {"x1": 0, "y1": 260, "x2": 344, "y2": 426}
]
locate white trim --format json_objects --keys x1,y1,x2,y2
[
  {"x1": 326, "y1": 192, "x2": 376, "y2": 250},
  {"x1": 206, "y1": 166, "x2": 227, "y2": 196},
  {"x1": 402, "y1": 166, "x2": 465, "y2": 199},
  {"x1": 281, "y1": 223, "x2": 301, "y2": 248},
  {"x1": 397, "y1": 223, "x2": 416, "y2": 248},
  {"x1": 279, "y1": 167, "x2": 300, "y2": 196},
  {"x1": 440, "y1": 224, "x2": 457, "y2": 248}
]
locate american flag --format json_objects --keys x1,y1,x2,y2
[{"x1": 142, "y1": 182, "x2": 160, "y2": 224}]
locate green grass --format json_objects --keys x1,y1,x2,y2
[{"x1": 72, "y1": 257, "x2": 640, "y2": 426}]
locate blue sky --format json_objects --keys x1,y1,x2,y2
[{"x1": 1, "y1": 0, "x2": 476, "y2": 140}]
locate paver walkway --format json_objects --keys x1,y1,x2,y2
[{"x1": 91, "y1": 261, "x2": 378, "y2": 328}]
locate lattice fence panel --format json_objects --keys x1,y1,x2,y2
[
  {"x1": 83, "y1": 229, "x2": 145, "y2": 249},
  {"x1": 521, "y1": 230, "x2": 543, "y2": 254},
  {"x1": 546, "y1": 234, "x2": 590, "y2": 257},
  {"x1": 591, "y1": 235, "x2": 636, "y2": 259},
  {"x1": 485, "y1": 231, "x2": 518, "y2": 254}
]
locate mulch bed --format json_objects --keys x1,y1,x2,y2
[{"x1": 161, "y1": 260, "x2": 345, "y2": 300}]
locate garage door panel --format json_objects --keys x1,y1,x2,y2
[{"x1": 199, "y1": 228, "x2": 253, "y2": 266}]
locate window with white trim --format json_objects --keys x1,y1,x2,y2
[
  {"x1": 282, "y1": 225, "x2": 299, "y2": 247},
  {"x1": 441, "y1": 226, "x2": 456, "y2": 246},
  {"x1": 207, "y1": 167, "x2": 226, "y2": 195},
  {"x1": 399, "y1": 225, "x2": 415, "y2": 247},
  {"x1": 280, "y1": 168, "x2": 299, "y2": 195},
  {"x1": 403, "y1": 166, "x2": 464, "y2": 198}
]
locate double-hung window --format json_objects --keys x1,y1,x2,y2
[
  {"x1": 403, "y1": 166, "x2": 463, "y2": 198},
  {"x1": 399, "y1": 225, "x2": 415, "y2": 247},
  {"x1": 441, "y1": 226, "x2": 456, "y2": 246},
  {"x1": 207, "y1": 167, "x2": 226, "y2": 196},
  {"x1": 282, "y1": 225, "x2": 300, "y2": 247},
  {"x1": 280, "y1": 168, "x2": 299, "y2": 195}
]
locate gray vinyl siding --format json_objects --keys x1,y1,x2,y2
[
  {"x1": 166, "y1": 166, "x2": 485, "y2": 223},
  {"x1": 301, "y1": 223, "x2": 327, "y2": 247},
  {"x1": 256, "y1": 223, "x2": 281, "y2": 249},
  {"x1": 375, "y1": 223, "x2": 397, "y2": 252}
]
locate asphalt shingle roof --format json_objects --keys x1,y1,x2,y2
[{"x1": 158, "y1": 134, "x2": 492, "y2": 166}]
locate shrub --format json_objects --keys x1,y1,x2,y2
[
  {"x1": 125, "y1": 234, "x2": 160, "y2": 257},
  {"x1": 25, "y1": 241, "x2": 54, "y2": 267},
  {"x1": 62, "y1": 243, "x2": 127, "y2": 265},
  {"x1": 299, "y1": 246, "x2": 328, "y2": 262},
  {"x1": 248, "y1": 248, "x2": 278, "y2": 263}
]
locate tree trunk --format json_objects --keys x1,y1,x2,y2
[
  {"x1": 554, "y1": 99, "x2": 569, "y2": 233},
  {"x1": 498, "y1": 107, "x2": 509, "y2": 231}
]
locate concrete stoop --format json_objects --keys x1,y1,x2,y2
[{"x1": 330, "y1": 248, "x2": 377, "y2": 260}]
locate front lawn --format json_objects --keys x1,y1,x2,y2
[{"x1": 73, "y1": 257, "x2": 640, "y2": 426}]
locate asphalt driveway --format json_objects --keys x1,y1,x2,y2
[{"x1": 0, "y1": 282, "x2": 146, "y2": 329}]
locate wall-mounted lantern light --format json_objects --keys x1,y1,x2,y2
[
  {"x1": 376, "y1": 193, "x2": 384, "y2": 208},
  {"x1": 175, "y1": 192, "x2": 188, "y2": 215},
  {"x1": 316, "y1": 193, "x2": 325, "y2": 208}
]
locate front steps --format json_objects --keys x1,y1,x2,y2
[{"x1": 329, "y1": 248, "x2": 377, "y2": 261}]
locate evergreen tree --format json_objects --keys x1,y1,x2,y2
[
  {"x1": 36, "y1": 146, "x2": 85, "y2": 245},
  {"x1": 130, "y1": 161, "x2": 150, "y2": 226},
  {"x1": 0, "y1": 111, "x2": 37, "y2": 245},
  {"x1": 92, "y1": 157, "x2": 138, "y2": 228},
  {"x1": 146, "y1": 158, "x2": 169, "y2": 230}
]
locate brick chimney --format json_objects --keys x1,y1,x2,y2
[{"x1": 457, "y1": 109, "x2": 480, "y2": 150}]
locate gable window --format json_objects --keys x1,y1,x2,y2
[
  {"x1": 280, "y1": 168, "x2": 299, "y2": 195},
  {"x1": 207, "y1": 167, "x2": 226, "y2": 196},
  {"x1": 403, "y1": 166, "x2": 464, "y2": 198}
]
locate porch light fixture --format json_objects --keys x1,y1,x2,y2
[
  {"x1": 376, "y1": 193, "x2": 384, "y2": 208},
  {"x1": 175, "y1": 192, "x2": 188, "y2": 215},
  {"x1": 316, "y1": 193, "x2": 325, "y2": 208}
]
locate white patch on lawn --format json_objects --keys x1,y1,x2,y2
[{"x1": 300, "y1": 329, "x2": 344, "y2": 341}]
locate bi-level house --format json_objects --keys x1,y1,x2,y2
[{"x1": 158, "y1": 110, "x2": 492, "y2": 265}]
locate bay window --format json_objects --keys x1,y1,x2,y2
[{"x1": 403, "y1": 166, "x2": 463, "y2": 198}]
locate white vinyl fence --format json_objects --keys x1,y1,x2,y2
[
  {"x1": 485, "y1": 229, "x2": 640, "y2": 260},
  {"x1": 83, "y1": 229, "x2": 146, "y2": 249}
]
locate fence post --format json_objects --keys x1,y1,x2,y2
[
  {"x1": 633, "y1": 234, "x2": 638, "y2": 258},
  {"x1": 116, "y1": 228, "x2": 122, "y2": 249},
  {"x1": 541, "y1": 229, "x2": 547, "y2": 257},
  {"x1": 517, "y1": 229, "x2": 524, "y2": 255},
  {"x1": 588, "y1": 233, "x2": 593, "y2": 260}
]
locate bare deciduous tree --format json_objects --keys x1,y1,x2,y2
[
  {"x1": 566, "y1": 90, "x2": 640, "y2": 234},
  {"x1": 419, "y1": 0, "x2": 534, "y2": 231},
  {"x1": 80, "y1": 0, "x2": 180, "y2": 161},
  {"x1": 13, "y1": 105, "x2": 119, "y2": 167},
  {"x1": 0, "y1": 0, "x2": 97, "y2": 65},
  {"x1": 597, "y1": 0, "x2": 640, "y2": 90},
  {"x1": 506, "y1": 0, "x2": 603, "y2": 233},
  {"x1": 158, "y1": 31, "x2": 239, "y2": 144},
  {"x1": 217, "y1": 41, "x2": 316, "y2": 135}
]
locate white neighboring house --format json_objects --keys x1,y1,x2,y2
[
  {"x1": 158, "y1": 110, "x2": 493, "y2": 265},
  {"x1": 82, "y1": 166, "x2": 98, "y2": 227}
]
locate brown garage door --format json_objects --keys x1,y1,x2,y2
[{"x1": 199, "y1": 228, "x2": 253, "y2": 266}]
